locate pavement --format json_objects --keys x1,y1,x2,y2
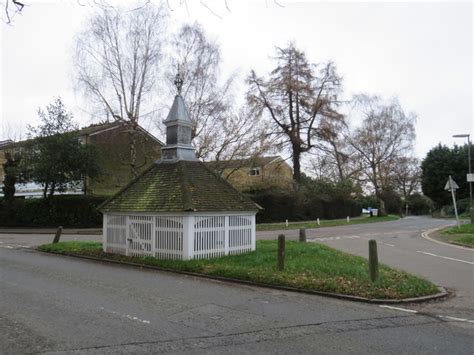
[{"x1": 1, "y1": 216, "x2": 473, "y2": 353}]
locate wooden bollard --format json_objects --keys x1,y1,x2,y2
[
  {"x1": 277, "y1": 234, "x2": 285, "y2": 271},
  {"x1": 53, "y1": 226, "x2": 63, "y2": 244},
  {"x1": 299, "y1": 228, "x2": 306, "y2": 242},
  {"x1": 368, "y1": 239, "x2": 379, "y2": 282}
]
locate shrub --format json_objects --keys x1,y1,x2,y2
[
  {"x1": 0, "y1": 195, "x2": 107, "y2": 228},
  {"x1": 442, "y1": 198, "x2": 471, "y2": 217},
  {"x1": 380, "y1": 190, "x2": 402, "y2": 215},
  {"x1": 247, "y1": 189, "x2": 361, "y2": 223},
  {"x1": 405, "y1": 193, "x2": 434, "y2": 215}
]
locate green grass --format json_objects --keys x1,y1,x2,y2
[
  {"x1": 257, "y1": 215, "x2": 400, "y2": 231},
  {"x1": 38, "y1": 239, "x2": 438, "y2": 300},
  {"x1": 441, "y1": 224, "x2": 474, "y2": 247}
]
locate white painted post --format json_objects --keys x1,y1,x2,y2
[
  {"x1": 251, "y1": 215, "x2": 256, "y2": 251},
  {"x1": 285, "y1": 219, "x2": 289, "y2": 227},
  {"x1": 224, "y1": 215, "x2": 229, "y2": 255},
  {"x1": 125, "y1": 216, "x2": 130, "y2": 257},
  {"x1": 151, "y1": 216, "x2": 156, "y2": 257},
  {"x1": 347, "y1": 216, "x2": 350, "y2": 223},
  {"x1": 102, "y1": 215, "x2": 107, "y2": 252},
  {"x1": 317, "y1": 218, "x2": 320, "y2": 226},
  {"x1": 182, "y1": 215, "x2": 195, "y2": 260}
]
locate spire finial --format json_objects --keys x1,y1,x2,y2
[{"x1": 174, "y1": 64, "x2": 183, "y2": 95}]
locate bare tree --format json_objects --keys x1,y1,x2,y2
[
  {"x1": 347, "y1": 95, "x2": 416, "y2": 214},
  {"x1": 74, "y1": 3, "x2": 167, "y2": 177},
  {"x1": 166, "y1": 23, "x2": 271, "y2": 171},
  {"x1": 391, "y1": 156, "x2": 421, "y2": 199},
  {"x1": 247, "y1": 42, "x2": 343, "y2": 186},
  {"x1": 309, "y1": 114, "x2": 362, "y2": 183},
  {"x1": 2, "y1": 0, "x2": 25, "y2": 24}
]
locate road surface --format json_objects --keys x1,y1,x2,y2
[
  {"x1": 261, "y1": 217, "x2": 473, "y2": 319},
  {"x1": 1, "y1": 216, "x2": 472, "y2": 353}
]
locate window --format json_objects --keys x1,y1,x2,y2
[{"x1": 249, "y1": 167, "x2": 261, "y2": 176}]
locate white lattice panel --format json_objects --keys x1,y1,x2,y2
[
  {"x1": 228, "y1": 215, "x2": 253, "y2": 254},
  {"x1": 193, "y1": 216, "x2": 226, "y2": 259},
  {"x1": 103, "y1": 213, "x2": 256, "y2": 260},
  {"x1": 129, "y1": 215, "x2": 153, "y2": 257},
  {"x1": 104, "y1": 215, "x2": 127, "y2": 255},
  {"x1": 155, "y1": 216, "x2": 183, "y2": 260}
]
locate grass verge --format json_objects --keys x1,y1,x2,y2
[
  {"x1": 441, "y1": 224, "x2": 474, "y2": 247},
  {"x1": 38, "y1": 239, "x2": 438, "y2": 300},
  {"x1": 257, "y1": 215, "x2": 400, "y2": 232}
]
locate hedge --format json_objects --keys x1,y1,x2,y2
[
  {"x1": 0, "y1": 195, "x2": 107, "y2": 228},
  {"x1": 247, "y1": 190, "x2": 361, "y2": 224},
  {"x1": 1, "y1": 191, "x2": 363, "y2": 227}
]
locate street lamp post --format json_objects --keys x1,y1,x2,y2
[{"x1": 453, "y1": 134, "x2": 473, "y2": 224}]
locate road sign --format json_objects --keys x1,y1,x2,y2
[
  {"x1": 467, "y1": 173, "x2": 474, "y2": 182},
  {"x1": 445, "y1": 175, "x2": 460, "y2": 228},
  {"x1": 444, "y1": 176, "x2": 459, "y2": 191}
]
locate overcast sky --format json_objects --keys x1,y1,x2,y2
[{"x1": 1, "y1": 0, "x2": 472, "y2": 160}]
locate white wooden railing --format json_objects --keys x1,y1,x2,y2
[{"x1": 103, "y1": 213, "x2": 255, "y2": 260}]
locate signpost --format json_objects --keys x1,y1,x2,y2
[{"x1": 445, "y1": 175, "x2": 460, "y2": 228}]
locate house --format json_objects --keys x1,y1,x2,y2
[
  {"x1": 0, "y1": 121, "x2": 163, "y2": 197},
  {"x1": 205, "y1": 156, "x2": 293, "y2": 192}
]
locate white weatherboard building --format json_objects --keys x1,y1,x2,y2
[{"x1": 99, "y1": 74, "x2": 259, "y2": 260}]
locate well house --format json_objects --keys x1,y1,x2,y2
[{"x1": 99, "y1": 75, "x2": 259, "y2": 260}]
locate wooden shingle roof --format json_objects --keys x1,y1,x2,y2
[{"x1": 99, "y1": 160, "x2": 260, "y2": 213}]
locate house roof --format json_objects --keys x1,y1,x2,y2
[
  {"x1": 0, "y1": 121, "x2": 164, "y2": 149},
  {"x1": 0, "y1": 140, "x2": 13, "y2": 149},
  {"x1": 99, "y1": 160, "x2": 260, "y2": 213},
  {"x1": 78, "y1": 121, "x2": 164, "y2": 145},
  {"x1": 77, "y1": 121, "x2": 123, "y2": 136},
  {"x1": 205, "y1": 156, "x2": 284, "y2": 170}
]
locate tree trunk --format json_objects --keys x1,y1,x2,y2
[
  {"x1": 374, "y1": 187, "x2": 386, "y2": 216},
  {"x1": 128, "y1": 122, "x2": 138, "y2": 178},
  {"x1": 43, "y1": 182, "x2": 49, "y2": 199},
  {"x1": 292, "y1": 144, "x2": 302, "y2": 187},
  {"x1": 48, "y1": 182, "x2": 56, "y2": 198}
]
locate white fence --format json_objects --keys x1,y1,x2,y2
[{"x1": 103, "y1": 213, "x2": 256, "y2": 260}]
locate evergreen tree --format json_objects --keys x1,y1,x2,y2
[
  {"x1": 21, "y1": 98, "x2": 99, "y2": 198},
  {"x1": 421, "y1": 144, "x2": 468, "y2": 207}
]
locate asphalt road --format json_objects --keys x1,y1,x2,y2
[
  {"x1": 261, "y1": 217, "x2": 473, "y2": 319},
  {"x1": 1, "y1": 216, "x2": 473, "y2": 353}
]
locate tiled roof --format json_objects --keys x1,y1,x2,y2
[
  {"x1": 77, "y1": 121, "x2": 122, "y2": 136},
  {"x1": 1, "y1": 121, "x2": 163, "y2": 148},
  {"x1": 205, "y1": 156, "x2": 282, "y2": 170},
  {"x1": 99, "y1": 160, "x2": 260, "y2": 213},
  {"x1": 0, "y1": 140, "x2": 14, "y2": 149}
]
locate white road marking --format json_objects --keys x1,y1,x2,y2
[
  {"x1": 100, "y1": 307, "x2": 151, "y2": 324},
  {"x1": 310, "y1": 236, "x2": 360, "y2": 242},
  {"x1": 416, "y1": 251, "x2": 474, "y2": 265},
  {"x1": 379, "y1": 305, "x2": 418, "y2": 313},
  {"x1": 438, "y1": 316, "x2": 474, "y2": 323},
  {"x1": 384, "y1": 243, "x2": 395, "y2": 247},
  {"x1": 0, "y1": 244, "x2": 31, "y2": 249},
  {"x1": 379, "y1": 305, "x2": 474, "y2": 324}
]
